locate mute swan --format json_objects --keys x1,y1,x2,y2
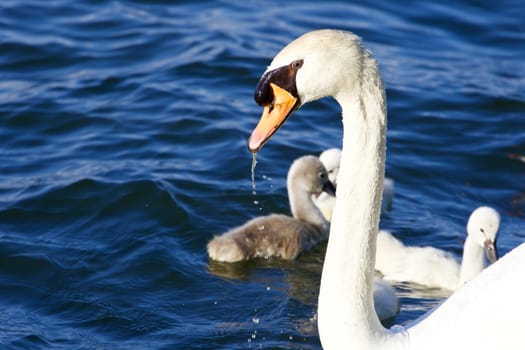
[
  {"x1": 247, "y1": 29, "x2": 525, "y2": 349},
  {"x1": 207, "y1": 155, "x2": 335, "y2": 262},
  {"x1": 315, "y1": 147, "x2": 394, "y2": 221},
  {"x1": 375, "y1": 206, "x2": 500, "y2": 290}
]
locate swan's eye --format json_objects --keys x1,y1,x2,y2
[
  {"x1": 291, "y1": 59, "x2": 303, "y2": 70},
  {"x1": 480, "y1": 228, "x2": 485, "y2": 233}
]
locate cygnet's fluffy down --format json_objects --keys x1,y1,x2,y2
[
  {"x1": 315, "y1": 148, "x2": 394, "y2": 221},
  {"x1": 375, "y1": 206, "x2": 500, "y2": 290},
  {"x1": 372, "y1": 277, "x2": 399, "y2": 322},
  {"x1": 207, "y1": 155, "x2": 335, "y2": 262}
]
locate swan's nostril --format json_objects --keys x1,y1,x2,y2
[{"x1": 268, "y1": 101, "x2": 275, "y2": 113}]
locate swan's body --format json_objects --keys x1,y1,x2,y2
[
  {"x1": 207, "y1": 155, "x2": 335, "y2": 262},
  {"x1": 376, "y1": 206, "x2": 500, "y2": 290},
  {"x1": 315, "y1": 147, "x2": 394, "y2": 221},
  {"x1": 248, "y1": 29, "x2": 525, "y2": 349}
]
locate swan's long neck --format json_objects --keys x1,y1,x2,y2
[
  {"x1": 317, "y1": 52, "x2": 401, "y2": 348},
  {"x1": 459, "y1": 236, "x2": 484, "y2": 285},
  {"x1": 288, "y1": 181, "x2": 329, "y2": 232}
]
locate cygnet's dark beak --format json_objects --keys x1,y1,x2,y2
[
  {"x1": 323, "y1": 180, "x2": 336, "y2": 197},
  {"x1": 484, "y1": 240, "x2": 498, "y2": 264}
]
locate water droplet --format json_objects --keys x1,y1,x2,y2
[
  {"x1": 251, "y1": 152, "x2": 257, "y2": 191},
  {"x1": 252, "y1": 317, "x2": 260, "y2": 324}
]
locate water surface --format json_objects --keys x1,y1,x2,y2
[{"x1": 0, "y1": 1, "x2": 524, "y2": 349}]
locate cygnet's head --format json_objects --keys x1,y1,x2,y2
[
  {"x1": 319, "y1": 148, "x2": 342, "y2": 185},
  {"x1": 466, "y1": 206, "x2": 500, "y2": 263},
  {"x1": 288, "y1": 155, "x2": 336, "y2": 198}
]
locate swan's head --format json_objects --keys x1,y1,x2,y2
[
  {"x1": 248, "y1": 30, "x2": 366, "y2": 152},
  {"x1": 466, "y1": 206, "x2": 500, "y2": 263},
  {"x1": 319, "y1": 148, "x2": 342, "y2": 185},
  {"x1": 288, "y1": 155, "x2": 336, "y2": 199}
]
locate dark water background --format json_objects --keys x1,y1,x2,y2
[{"x1": 1, "y1": 1, "x2": 524, "y2": 349}]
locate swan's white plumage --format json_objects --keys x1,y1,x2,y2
[
  {"x1": 315, "y1": 147, "x2": 394, "y2": 221},
  {"x1": 375, "y1": 206, "x2": 500, "y2": 290},
  {"x1": 251, "y1": 29, "x2": 525, "y2": 349}
]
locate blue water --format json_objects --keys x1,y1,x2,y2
[{"x1": 1, "y1": 1, "x2": 524, "y2": 349}]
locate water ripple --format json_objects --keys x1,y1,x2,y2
[{"x1": 0, "y1": 0, "x2": 524, "y2": 349}]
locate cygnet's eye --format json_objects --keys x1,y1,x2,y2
[{"x1": 319, "y1": 172, "x2": 326, "y2": 179}]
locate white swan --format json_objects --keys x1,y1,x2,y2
[
  {"x1": 315, "y1": 147, "x2": 394, "y2": 221},
  {"x1": 207, "y1": 155, "x2": 335, "y2": 262},
  {"x1": 248, "y1": 29, "x2": 525, "y2": 349},
  {"x1": 375, "y1": 206, "x2": 500, "y2": 290}
]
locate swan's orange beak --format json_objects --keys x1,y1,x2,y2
[{"x1": 248, "y1": 83, "x2": 297, "y2": 153}]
